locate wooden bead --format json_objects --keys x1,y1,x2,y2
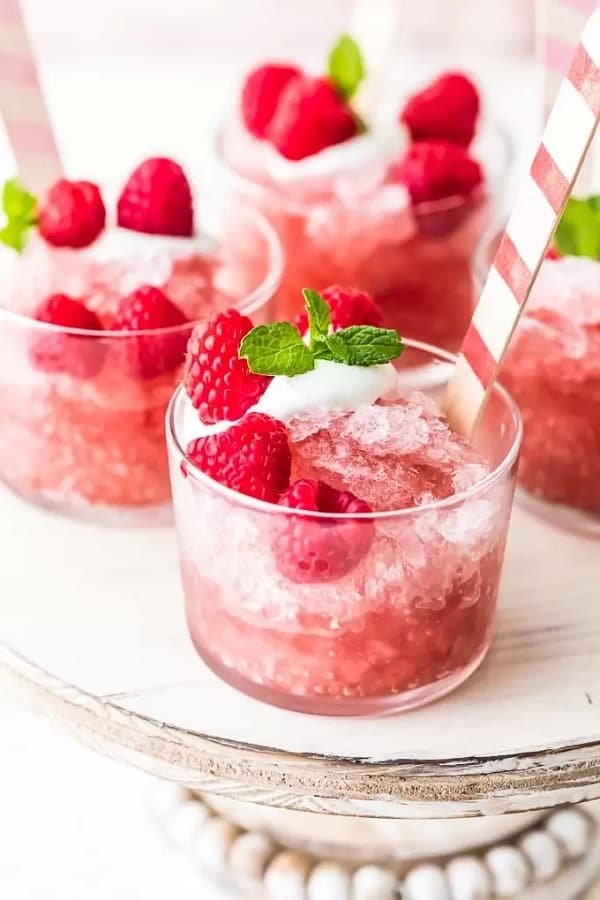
[
  {"x1": 518, "y1": 829, "x2": 562, "y2": 881},
  {"x1": 546, "y1": 809, "x2": 591, "y2": 859},
  {"x1": 485, "y1": 846, "x2": 530, "y2": 897},
  {"x1": 403, "y1": 864, "x2": 451, "y2": 899},
  {"x1": 446, "y1": 856, "x2": 492, "y2": 900},
  {"x1": 163, "y1": 798, "x2": 210, "y2": 849},
  {"x1": 193, "y1": 817, "x2": 240, "y2": 872},
  {"x1": 264, "y1": 850, "x2": 311, "y2": 900},
  {"x1": 351, "y1": 864, "x2": 397, "y2": 900},
  {"x1": 307, "y1": 862, "x2": 352, "y2": 900},
  {"x1": 228, "y1": 830, "x2": 276, "y2": 880}
]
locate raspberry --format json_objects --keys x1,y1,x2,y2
[
  {"x1": 113, "y1": 285, "x2": 190, "y2": 379},
  {"x1": 38, "y1": 179, "x2": 106, "y2": 249},
  {"x1": 296, "y1": 285, "x2": 384, "y2": 335},
  {"x1": 187, "y1": 413, "x2": 291, "y2": 503},
  {"x1": 241, "y1": 63, "x2": 302, "y2": 138},
  {"x1": 117, "y1": 157, "x2": 194, "y2": 237},
  {"x1": 546, "y1": 246, "x2": 561, "y2": 260},
  {"x1": 401, "y1": 72, "x2": 480, "y2": 147},
  {"x1": 397, "y1": 140, "x2": 483, "y2": 204},
  {"x1": 267, "y1": 76, "x2": 358, "y2": 161},
  {"x1": 31, "y1": 293, "x2": 105, "y2": 379},
  {"x1": 183, "y1": 309, "x2": 270, "y2": 424},
  {"x1": 273, "y1": 479, "x2": 374, "y2": 583}
]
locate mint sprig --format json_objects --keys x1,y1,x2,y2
[
  {"x1": 239, "y1": 289, "x2": 404, "y2": 377},
  {"x1": 239, "y1": 321, "x2": 314, "y2": 376},
  {"x1": 554, "y1": 195, "x2": 600, "y2": 259},
  {"x1": 328, "y1": 35, "x2": 365, "y2": 101},
  {"x1": 0, "y1": 178, "x2": 38, "y2": 252}
]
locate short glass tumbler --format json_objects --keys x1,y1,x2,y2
[
  {"x1": 167, "y1": 341, "x2": 522, "y2": 716},
  {"x1": 475, "y1": 229, "x2": 600, "y2": 537},
  {"x1": 0, "y1": 205, "x2": 282, "y2": 524},
  {"x1": 216, "y1": 113, "x2": 511, "y2": 353}
]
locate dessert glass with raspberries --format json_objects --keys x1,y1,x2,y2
[
  {"x1": 168, "y1": 287, "x2": 521, "y2": 715},
  {"x1": 477, "y1": 209, "x2": 600, "y2": 536},
  {"x1": 216, "y1": 36, "x2": 511, "y2": 354},
  {"x1": 0, "y1": 159, "x2": 283, "y2": 523}
]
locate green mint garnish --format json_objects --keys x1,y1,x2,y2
[
  {"x1": 328, "y1": 35, "x2": 365, "y2": 101},
  {"x1": 239, "y1": 321, "x2": 314, "y2": 376},
  {"x1": 554, "y1": 195, "x2": 600, "y2": 259},
  {"x1": 0, "y1": 178, "x2": 38, "y2": 252},
  {"x1": 315, "y1": 325, "x2": 404, "y2": 367},
  {"x1": 302, "y1": 288, "x2": 331, "y2": 343},
  {"x1": 239, "y1": 289, "x2": 404, "y2": 376}
]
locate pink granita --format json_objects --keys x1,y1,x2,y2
[
  {"x1": 217, "y1": 48, "x2": 509, "y2": 353},
  {"x1": 0, "y1": 216, "x2": 280, "y2": 522},
  {"x1": 168, "y1": 342, "x2": 520, "y2": 714},
  {"x1": 501, "y1": 256, "x2": 600, "y2": 514}
]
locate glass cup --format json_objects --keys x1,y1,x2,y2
[
  {"x1": 475, "y1": 229, "x2": 600, "y2": 538},
  {"x1": 167, "y1": 340, "x2": 522, "y2": 716},
  {"x1": 0, "y1": 203, "x2": 283, "y2": 525},
  {"x1": 215, "y1": 109, "x2": 511, "y2": 354}
]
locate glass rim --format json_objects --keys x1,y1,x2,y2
[
  {"x1": 166, "y1": 337, "x2": 523, "y2": 521},
  {"x1": 214, "y1": 114, "x2": 513, "y2": 217},
  {"x1": 0, "y1": 205, "x2": 284, "y2": 339}
]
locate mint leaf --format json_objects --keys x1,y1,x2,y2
[
  {"x1": 328, "y1": 35, "x2": 365, "y2": 100},
  {"x1": 302, "y1": 288, "x2": 331, "y2": 344},
  {"x1": 239, "y1": 322, "x2": 315, "y2": 376},
  {"x1": 0, "y1": 220, "x2": 31, "y2": 252},
  {"x1": 313, "y1": 333, "x2": 351, "y2": 364},
  {"x1": 554, "y1": 196, "x2": 600, "y2": 258},
  {"x1": 331, "y1": 326, "x2": 404, "y2": 366},
  {"x1": 0, "y1": 178, "x2": 38, "y2": 253},
  {"x1": 3, "y1": 178, "x2": 37, "y2": 223}
]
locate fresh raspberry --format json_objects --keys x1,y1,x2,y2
[
  {"x1": 38, "y1": 179, "x2": 106, "y2": 249},
  {"x1": 296, "y1": 285, "x2": 384, "y2": 335},
  {"x1": 397, "y1": 140, "x2": 483, "y2": 204},
  {"x1": 401, "y1": 72, "x2": 480, "y2": 147},
  {"x1": 117, "y1": 157, "x2": 194, "y2": 237},
  {"x1": 241, "y1": 63, "x2": 302, "y2": 138},
  {"x1": 267, "y1": 76, "x2": 358, "y2": 161},
  {"x1": 31, "y1": 293, "x2": 105, "y2": 378},
  {"x1": 546, "y1": 246, "x2": 561, "y2": 260},
  {"x1": 273, "y1": 479, "x2": 374, "y2": 583},
  {"x1": 183, "y1": 309, "x2": 270, "y2": 424},
  {"x1": 113, "y1": 285, "x2": 190, "y2": 379},
  {"x1": 187, "y1": 413, "x2": 291, "y2": 503}
]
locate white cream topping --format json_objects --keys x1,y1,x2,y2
[
  {"x1": 180, "y1": 359, "x2": 398, "y2": 445},
  {"x1": 88, "y1": 227, "x2": 215, "y2": 264}
]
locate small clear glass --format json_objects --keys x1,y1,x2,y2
[
  {"x1": 215, "y1": 108, "x2": 511, "y2": 354},
  {"x1": 167, "y1": 340, "x2": 522, "y2": 716},
  {"x1": 475, "y1": 229, "x2": 600, "y2": 538},
  {"x1": 0, "y1": 203, "x2": 283, "y2": 525}
]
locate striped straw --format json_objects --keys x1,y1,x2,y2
[
  {"x1": 444, "y1": 3, "x2": 600, "y2": 438},
  {"x1": 543, "y1": 0, "x2": 598, "y2": 114},
  {"x1": 0, "y1": 0, "x2": 62, "y2": 194}
]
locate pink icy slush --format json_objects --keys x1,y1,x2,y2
[
  {"x1": 169, "y1": 343, "x2": 521, "y2": 715},
  {"x1": 500, "y1": 256, "x2": 600, "y2": 515},
  {"x1": 0, "y1": 214, "x2": 280, "y2": 522}
]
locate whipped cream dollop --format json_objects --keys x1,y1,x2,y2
[
  {"x1": 180, "y1": 359, "x2": 398, "y2": 445},
  {"x1": 88, "y1": 227, "x2": 216, "y2": 264}
]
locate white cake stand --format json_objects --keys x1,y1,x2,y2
[{"x1": 1, "y1": 484, "x2": 599, "y2": 899}]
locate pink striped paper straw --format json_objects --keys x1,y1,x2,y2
[
  {"x1": 444, "y1": 3, "x2": 600, "y2": 438},
  {"x1": 0, "y1": 0, "x2": 62, "y2": 193},
  {"x1": 542, "y1": 0, "x2": 598, "y2": 113}
]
